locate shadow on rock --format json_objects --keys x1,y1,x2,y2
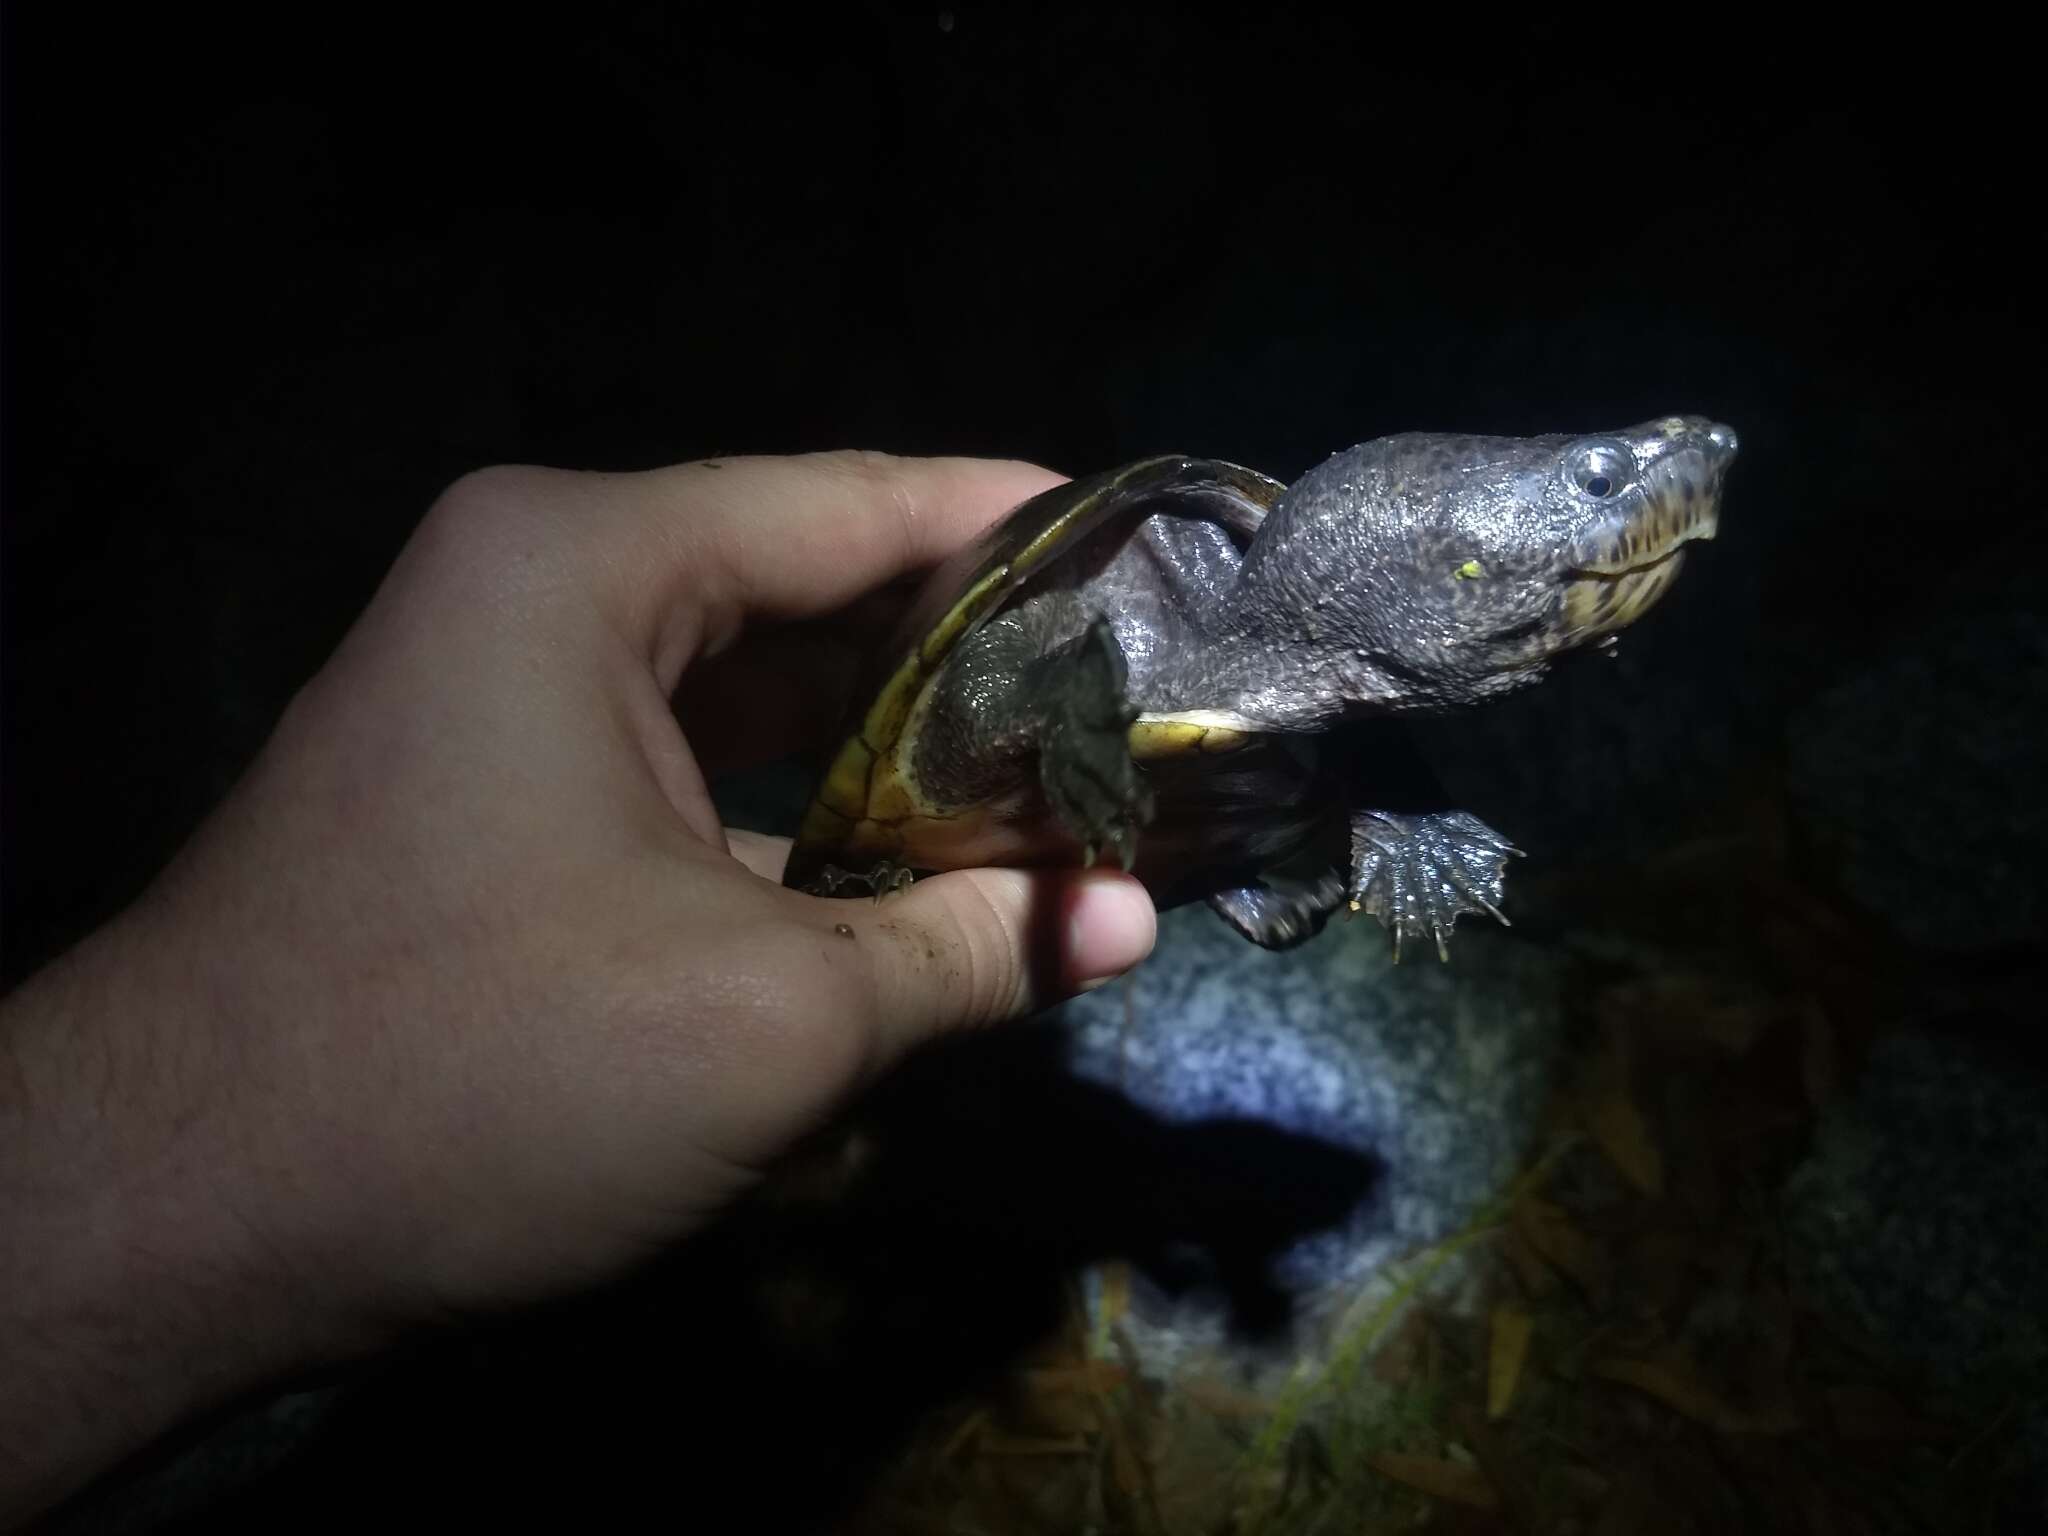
[
  {"x1": 745, "y1": 1020, "x2": 1383, "y2": 1360},
  {"x1": 149, "y1": 1022, "x2": 1375, "y2": 1534}
]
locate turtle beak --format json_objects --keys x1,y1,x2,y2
[{"x1": 1560, "y1": 420, "x2": 1735, "y2": 643}]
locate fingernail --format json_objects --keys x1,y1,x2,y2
[{"x1": 1068, "y1": 874, "x2": 1156, "y2": 991}]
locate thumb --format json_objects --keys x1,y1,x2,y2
[{"x1": 858, "y1": 867, "x2": 1156, "y2": 1057}]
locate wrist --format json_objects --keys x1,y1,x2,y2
[{"x1": 0, "y1": 904, "x2": 397, "y2": 1523}]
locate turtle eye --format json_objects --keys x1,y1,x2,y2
[{"x1": 1565, "y1": 441, "x2": 1633, "y2": 500}]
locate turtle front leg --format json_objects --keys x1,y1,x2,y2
[
  {"x1": 1346, "y1": 808, "x2": 1519, "y2": 961},
  {"x1": 916, "y1": 607, "x2": 1155, "y2": 871},
  {"x1": 1032, "y1": 616, "x2": 1155, "y2": 869}
]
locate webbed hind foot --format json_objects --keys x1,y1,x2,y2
[{"x1": 1347, "y1": 808, "x2": 1519, "y2": 961}]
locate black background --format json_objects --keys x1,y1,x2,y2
[{"x1": 5, "y1": 6, "x2": 2045, "y2": 1528}]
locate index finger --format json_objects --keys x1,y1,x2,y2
[{"x1": 603, "y1": 451, "x2": 1067, "y2": 682}]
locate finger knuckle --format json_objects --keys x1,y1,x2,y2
[
  {"x1": 404, "y1": 465, "x2": 593, "y2": 610},
  {"x1": 427, "y1": 464, "x2": 551, "y2": 534},
  {"x1": 809, "y1": 450, "x2": 921, "y2": 566},
  {"x1": 950, "y1": 876, "x2": 1027, "y2": 1027},
  {"x1": 816, "y1": 447, "x2": 905, "y2": 483}
]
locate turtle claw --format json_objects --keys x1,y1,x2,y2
[
  {"x1": 1449, "y1": 864, "x2": 1511, "y2": 927},
  {"x1": 1348, "y1": 808, "x2": 1516, "y2": 960},
  {"x1": 1384, "y1": 921, "x2": 1450, "y2": 965},
  {"x1": 1102, "y1": 821, "x2": 1138, "y2": 873},
  {"x1": 811, "y1": 860, "x2": 915, "y2": 902},
  {"x1": 1078, "y1": 832, "x2": 1140, "y2": 872}
]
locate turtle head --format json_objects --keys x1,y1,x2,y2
[{"x1": 1240, "y1": 416, "x2": 1736, "y2": 712}]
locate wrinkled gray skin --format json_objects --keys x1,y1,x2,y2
[{"x1": 913, "y1": 416, "x2": 1737, "y2": 952}]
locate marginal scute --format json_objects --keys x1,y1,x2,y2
[
  {"x1": 919, "y1": 566, "x2": 1013, "y2": 668},
  {"x1": 818, "y1": 737, "x2": 876, "y2": 822},
  {"x1": 865, "y1": 758, "x2": 921, "y2": 824},
  {"x1": 797, "y1": 797, "x2": 854, "y2": 848},
  {"x1": 1009, "y1": 483, "x2": 1109, "y2": 578},
  {"x1": 1010, "y1": 504, "x2": 1089, "y2": 579},
  {"x1": 860, "y1": 661, "x2": 929, "y2": 763},
  {"x1": 1008, "y1": 457, "x2": 1175, "y2": 581}
]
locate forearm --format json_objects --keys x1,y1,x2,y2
[{"x1": 0, "y1": 911, "x2": 368, "y2": 1528}]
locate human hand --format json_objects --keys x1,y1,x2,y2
[{"x1": 0, "y1": 452, "x2": 1156, "y2": 1522}]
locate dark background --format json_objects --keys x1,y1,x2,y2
[{"x1": 6, "y1": 5, "x2": 2045, "y2": 1529}]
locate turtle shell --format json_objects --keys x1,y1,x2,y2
[{"x1": 784, "y1": 454, "x2": 1285, "y2": 889}]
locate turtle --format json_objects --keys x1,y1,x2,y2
[{"x1": 783, "y1": 416, "x2": 1738, "y2": 956}]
